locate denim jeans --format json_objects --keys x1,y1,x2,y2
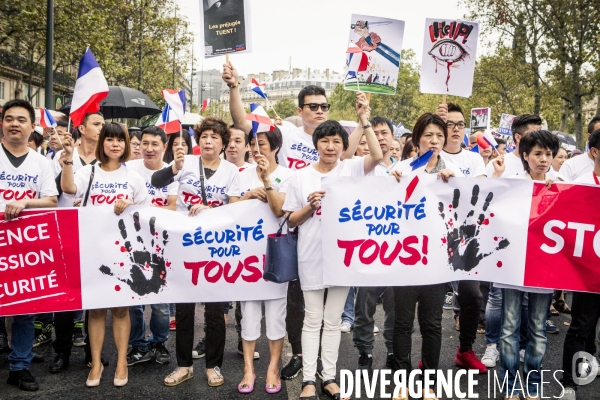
[
  {"x1": 8, "y1": 314, "x2": 35, "y2": 371},
  {"x1": 485, "y1": 283, "x2": 502, "y2": 345},
  {"x1": 169, "y1": 304, "x2": 176, "y2": 318},
  {"x1": 129, "y1": 304, "x2": 170, "y2": 351},
  {"x1": 342, "y1": 287, "x2": 355, "y2": 325},
  {"x1": 499, "y1": 289, "x2": 552, "y2": 397},
  {"x1": 354, "y1": 287, "x2": 395, "y2": 354}
]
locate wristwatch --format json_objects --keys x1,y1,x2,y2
[
  {"x1": 227, "y1": 82, "x2": 240, "y2": 88},
  {"x1": 265, "y1": 186, "x2": 274, "y2": 191},
  {"x1": 362, "y1": 123, "x2": 372, "y2": 130},
  {"x1": 64, "y1": 160, "x2": 74, "y2": 165}
]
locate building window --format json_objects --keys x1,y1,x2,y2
[{"x1": 0, "y1": 81, "x2": 4, "y2": 100}]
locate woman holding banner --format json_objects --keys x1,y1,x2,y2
[
  {"x1": 283, "y1": 93, "x2": 382, "y2": 400},
  {"x1": 236, "y1": 127, "x2": 294, "y2": 394},
  {"x1": 61, "y1": 122, "x2": 150, "y2": 387},
  {"x1": 388, "y1": 113, "x2": 462, "y2": 400},
  {"x1": 491, "y1": 130, "x2": 559, "y2": 400},
  {"x1": 151, "y1": 117, "x2": 241, "y2": 388}
]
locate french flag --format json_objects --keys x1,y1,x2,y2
[
  {"x1": 347, "y1": 42, "x2": 369, "y2": 73},
  {"x1": 69, "y1": 48, "x2": 109, "y2": 127},
  {"x1": 39, "y1": 108, "x2": 57, "y2": 128},
  {"x1": 476, "y1": 130, "x2": 498, "y2": 149},
  {"x1": 245, "y1": 104, "x2": 274, "y2": 136},
  {"x1": 161, "y1": 89, "x2": 186, "y2": 120},
  {"x1": 188, "y1": 127, "x2": 201, "y2": 155},
  {"x1": 155, "y1": 104, "x2": 181, "y2": 134},
  {"x1": 201, "y1": 98, "x2": 210, "y2": 113},
  {"x1": 250, "y1": 78, "x2": 268, "y2": 99}
]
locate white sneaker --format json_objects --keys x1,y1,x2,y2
[
  {"x1": 374, "y1": 325, "x2": 380, "y2": 334},
  {"x1": 519, "y1": 349, "x2": 525, "y2": 363},
  {"x1": 561, "y1": 387, "x2": 576, "y2": 400},
  {"x1": 341, "y1": 321, "x2": 352, "y2": 333},
  {"x1": 481, "y1": 344, "x2": 500, "y2": 368}
]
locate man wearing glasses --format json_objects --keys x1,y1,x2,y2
[{"x1": 436, "y1": 102, "x2": 489, "y2": 376}]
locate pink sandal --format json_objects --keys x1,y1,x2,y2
[{"x1": 238, "y1": 375, "x2": 255, "y2": 394}]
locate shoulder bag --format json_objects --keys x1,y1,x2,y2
[{"x1": 264, "y1": 213, "x2": 299, "y2": 283}]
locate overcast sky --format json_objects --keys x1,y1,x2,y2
[{"x1": 177, "y1": 0, "x2": 470, "y2": 76}]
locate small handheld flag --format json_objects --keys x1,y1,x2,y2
[
  {"x1": 188, "y1": 127, "x2": 201, "y2": 155},
  {"x1": 155, "y1": 104, "x2": 181, "y2": 134},
  {"x1": 161, "y1": 89, "x2": 186, "y2": 120},
  {"x1": 470, "y1": 145, "x2": 480, "y2": 153},
  {"x1": 250, "y1": 78, "x2": 268, "y2": 99},
  {"x1": 245, "y1": 104, "x2": 275, "y2": 136},
  {"x1": 70, "y1": 48, "x2": 109, "y2": 127},
  {"x1": 409, "y1": 149, "x2": 434, "y2": 171},
  {"x1": 39, "y1": 108, "x2": 57, "y2": 128}
]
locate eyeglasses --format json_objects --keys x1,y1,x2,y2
[
  {"x1": 131, "y1": 142, "x2": 141, "y2": 148},
  {"x1": 447, "y1": 121, "x2": 466, "y2": 129},
  {"x1": 301, "y1": 103, "x2": 331, "y2": 112}
]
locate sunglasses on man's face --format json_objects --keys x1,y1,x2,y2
[{"x1": 301, "y1": 103, "x2": 331, "y2": 112}]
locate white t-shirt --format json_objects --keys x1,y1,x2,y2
[
  {"x1": 52, "y1": 147, "x2": 94, "y2": 207},
  {"x1": 239, "y1": 164, "x2": 294, "y2": 197},
  {"x1": 494, "y1": 172, "x2": 553, "y2": 294},
  {"x1": 277, "y1": 125, "x2": 319, "y2": 171},
  {"x1": 0, "y1": 145, "x2": 58, "y2": 211},
  {"x1": 558, "y1": 154, "x2": 594, "y2": 182},
  {"x1": 485, "y1": 152, "x2": 524, "y2": 178},
  {"x1": 126, "y1": 159, "x2": 179, "y2": 207},
  {"x1": 173, "y1": 155, "x2": 241, "y2": 211},
  {"x1": 390, "y1": 155, "x2": 465, "y2": 178},
  {"x1": 283, "y1": 158, "x2": 365, "y2": 290},
  {"x1": 237, "y1": 162, "x2": 254, "y2": 172},
  {"x1": 573, "y1": 171, "x2": 599, "y2": 185},
  {"x1": 442, "y1": 149, "x2": 486, "y2": 177},
  {"x1": 73, "y1": 164, "x2": 149, "y2": 207}
]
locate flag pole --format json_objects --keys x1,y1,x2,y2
[
  {"x1": 442, "y1": 94, "x2": 447, "y2": 104},
  {"x1": 67, "y1": 117, "x2": 71, "y2": 136},
  {"x1": 52, "y1": 127, "x2": 63, "y2": 146}
]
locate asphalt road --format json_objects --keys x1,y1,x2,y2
[{"x1": 2, "y1": 293, "x2": 600, "y2": 399}]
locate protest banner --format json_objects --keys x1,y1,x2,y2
[
  {"x1": 420, "y1": 19, "x2": 479, "y2": 97},
  {"x1": 201, "y1": 0, "x2": 252, "y2": 57},
  {"x1": 344, "y1": 15, "x2": 405, "y2": 95},
  {"x1": 0, "y1": 200, "x2": 285, "y2": 316},
  {"x1": 470, "y1": 107, "x2": 491, "y2": 130},
  {"x1": 321, "y1": 175, "x2": 600, "y2": 292},
  {"x1": 498, "y1": 113, "x2": 517, "y2": 135}
]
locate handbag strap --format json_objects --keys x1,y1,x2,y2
[
  {"x1": 82, "y1": 165, "x2": 95, "y2": 207},
  {"x1": 276, "y1": 213, "x2": 293, "y2": 237},
  {"x1": 198, "y1": 157, "x2": 208, "y2": 206}
]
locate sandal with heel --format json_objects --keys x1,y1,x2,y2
[
  {"x1": 321, "y1": 378, "x2": 350, "y2": 400},
  {"x1": 300, "y1": 380, "x2": 318, "y2": 400}
]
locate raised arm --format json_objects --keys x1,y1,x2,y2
[
  {"x1": 60, "y1": 136, "x2": 77, "y2": 194},
  {"x1": 356, "y1": 94, "x2": 383, "y2": 173},
  {"x1": 223, "y1": 61, "x2": 252, "y2": 133}
]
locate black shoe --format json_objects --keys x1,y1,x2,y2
[
  {"x1": 7, "y1": 369, "x2": 39, "y2": 391},
  {"x1": 127, "y1": 347, "x2": 152, "y2": 366},
  {"x1": 316, "y1": 357, "x2": 324, "y2": 380},
  {"x1": 358, "y1": 352, "x2": 373, "y2": 375},
  {"x1": 385, "y1": 352, "x2": 394, "y2": 369},
  {"x1": 300, "y1": 380, "x2": 318, "y2": 400},
  {"x1": 0, "y1": 333, "x2": 8, "y2": 353},
  {"x1": 49, "y1": 353, "x2": 70, "y2": 373},
  {"x1": 281, "y1": 354, "x2": 303, "y2": 380},
  {"x1": 192, "y1": 338, "x2": 205, "y2": 359},
  {"x1": 151, "y1": 342, "x2": 171, "y2": 365},
  {"x1": 321, "y1": 378, "x2": 342, "y2": 399},
  {"x1": 33, "y1": 322, "x2": 53, "y2": 347}
]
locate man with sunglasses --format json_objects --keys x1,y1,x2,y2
[{"x1": 437, "y1": 102, "x2": 489, "y2": 376}]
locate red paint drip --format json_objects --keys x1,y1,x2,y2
[
  {"x1": 166, "y1": 261, "x2": 172, "y2": 267},
  {"x1": 483, "y1": 219, "x2": 490, "y2": 225},
  {"x1": 114, "y1": 285, "x2": 121, "y2": 291},
  {"x1": 119, "y1": 262, "x2": 124, "y2": 267},
  {"x1": 497, "y1": 261, "x2": 503, "y2": 268},
  {"x1": 445, "y1": 61, "x2": 453, "y2": 91},
  {"x1": 490, "y1": 213, "x2": 495, "y2": 217},
  {"x1": 120, "y1": 246, "x2": 127, "y2": 252},
  {"x1": 449, "y1": 204, "x2": 453, "y2": 209},
  {"x1": 441, "y1": 237, "x2": 447, "y2": 244},
  {"x1": 115, "y1": 241, "x2": 119, "y2": 245},
  {"x1": 494, "y1": 236, "x2": 498, "y2": 241}
]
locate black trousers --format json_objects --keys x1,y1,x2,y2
[
  {"x1": 53, "y1": 311, "x2": 74, "y2": 356},
  {"x1": 286, "y1": 280, "x2": 304, "y2": 355},
  {"x1": 35, "y1": 312, "x2": 54, "y2": 324},
  {"x1": 457, "y1": 280, "x2": 483, "y2": 351},
  {"x1": 392, "y1": 284, "x2": 446, "y2": 380},
  {"x1": 562, "y1": 292, "x2": 600, "y2": 389},
  {"x1": 175, "y1": 303, "x2": 225, "y2": 369}
]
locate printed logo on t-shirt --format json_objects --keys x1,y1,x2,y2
[
  {"x1": 460, "y1": 167, "x2": 471, "y2": 176},
  {"x1": 0, "y1": 171, "x2": 40, "y2": 201}
]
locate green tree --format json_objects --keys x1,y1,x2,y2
[{"x1": 273, "y1": 98, "x2": 297, "y2": 119}]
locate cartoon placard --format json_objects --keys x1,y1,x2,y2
[
  {"x1": 498, "y1": 113, "x2": 517, "y2": 135},
  {"x1": 420, "y1": 19, "x2": 479, "y2": 97},
  {"x1": 471, "y1": 107, "x2": 491, "y2": 130},
  {"x1": 344, "y1": 14, "x2": 405, "y2": 95}
]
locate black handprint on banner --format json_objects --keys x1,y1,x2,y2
[
  {"x1": 99, "y1": 212, "x2": 170, "y2": 296},
  {"x1": 438, "y1": 185, "x2": 510, "y2": 272}
]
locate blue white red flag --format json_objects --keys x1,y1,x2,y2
[
  {"x1": 161, "y1": 89, "x2": 186, "y2": 121},
  {"x1": 245, "y1": 104, "x2": 274, "y2": 136},
  {"x1": 39, "y1": 108, "x2": 57, "y2": 128},
  {"x1": 155, "y1": 104, "x2": 181, "y2": 134},
  {"x1": 250, "y1": 78, "x2": 268, "y2": 99},
  {"x1": 188, "y1": 127, "x2": 201, "y2": 155},
  {"x1": 69, "y1": 48, "x2": 109, "y2": 127},
  {"x1": 409, "y1": 149, "x2": 434, "y2": 170}
]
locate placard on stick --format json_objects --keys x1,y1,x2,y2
[
  {"x1": 343, "y1": 14, "x2": 405, "y2": 95},
  {"x1": 498, "y1": 113, "x2": 517, "y2": 135},
  {"x1": 420, "y1": 19, "x2": 479, "y2": 97},
  {"x1": 471, "y1": 107, "x2": 491, "y2": 130},
  {"x1": 201, "y1": 0, "x2": 252, "y2": 58}
]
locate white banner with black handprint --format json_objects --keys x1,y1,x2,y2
[
  {"x1": 79, "y1": 200, "x2": 286, "y2": 309},
  {"x1": 321, "y1": 175, "x2": 531, "y2": 287}
]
